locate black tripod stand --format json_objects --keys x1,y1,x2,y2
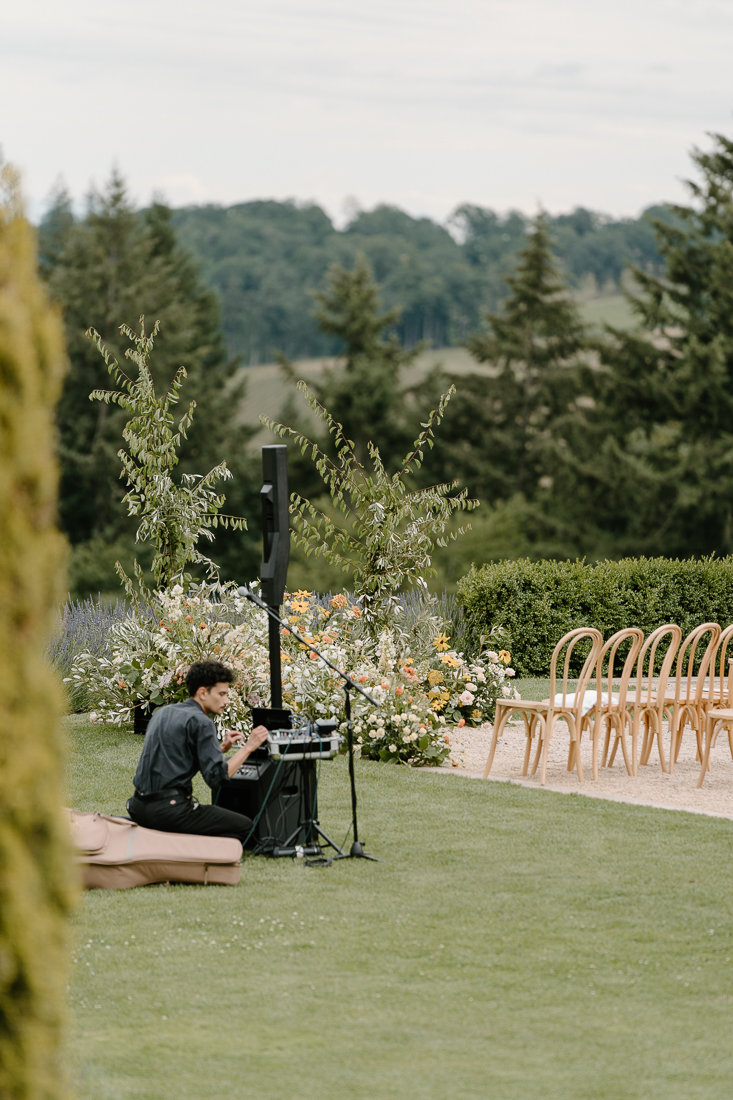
[{"x1": 237, "y1": 587, "x2": 380, "y2": 862}]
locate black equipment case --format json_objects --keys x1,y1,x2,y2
[{"x1": 215, "y1": 707, "x2": 318, "y2": 849}]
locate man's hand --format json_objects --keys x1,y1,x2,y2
[
  {"x1": 221, "y1": 729, "x2": 245, "y2": 752},
  {"x1": 224, "y1": 724, "x2": 270, "y2": 778},
  {"x1": 246, "y1": 724, "x2": 269, "y2": 751}
]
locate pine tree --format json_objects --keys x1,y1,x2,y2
[
  {"x1": 40, "y1": 173, "x2": 259, "y2": 592},
  {"x1": 421, "y1": 213, "x2": 587, "y2": 507},
  {"x1": 0, "y1": 164, "x2": 75, "y2": 1099},
  {"x1": 283, "y1": 255, "x2": 422, "y2": 475},
  {"x1": 549, "y1": 132, "x2": 733, "y2": 557}
]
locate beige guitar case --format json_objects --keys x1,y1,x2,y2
[{"x1": 68, "y1": 811, "x2": 242, "y2": 888}]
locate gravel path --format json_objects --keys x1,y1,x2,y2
[{"x1": 437, "y1": 718, "x2": 733, "y2": 819}]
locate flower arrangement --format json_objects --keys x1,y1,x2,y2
[
  {"x1": 68, "y1": 585, "x2": 520, "y2": 767},
  {"x1": 66, "y1": 583, "x2": 271, "y2": 733}
]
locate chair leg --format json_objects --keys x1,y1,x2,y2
[
  {"x1": 601, "y1": 723, "x2": 612, "y2": 768},
  {"x1": 483, "y1": 706, "x2": 512, "y2": 778},
  {"x1": 592, "y1": 717, "x2": 602, "y2": 782},
  {"x1": 540, "y1": 718, "x2": 552, "y2": 786},
  {"x1": 697, "y1": 719, "x2": 715, "y2": 788},
  {"x1": 530, "y1": 733, "x2": 543, "y2": 776},
  {"x1": 640, "y1": 714, "x2": 654, "y2": 767},
  {"x1": 630, "y1": 712, "x2": 639, "y2": 777},
  {"x1": 608, "y1": 734, "x2": 620, "y2": 768},
  {"x1": 616, "y1": 716, "x2": 632, "y2": 776}
]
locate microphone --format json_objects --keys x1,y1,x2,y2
[{"x1": 236, "y1": 586, "x2": 265, "y2": 608}]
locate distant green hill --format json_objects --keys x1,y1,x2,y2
[{"x1": 172, "y1": 202, "x2": 663, "y2": 365}]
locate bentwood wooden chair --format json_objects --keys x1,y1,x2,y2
[
  {"x1": 614, "y1": 624, "x2": 681, "y2": 776},
  {"x1": 483, "y1": 627, "x2": 602, "y2": 786},
  {"x1": 697, "y1": 654, "x2": 733, "y2": 787},
  {"x1": 655, "y1": 622, "x2": 720, "y2": 775},
  {"x1": 580, "y1": 627, "x2": 644, "y2": 780},
  {"x1": 697, "y1": 622, "x2": 733, "y2": 736}
]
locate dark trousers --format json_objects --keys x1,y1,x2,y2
[{"x1": 127, "y1": 794, "x2": 254, "y2": 845}]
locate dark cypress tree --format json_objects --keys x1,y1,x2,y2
[
  {"x1": 420, "y1": 213, "x2": 588, "y2": 509},
  {"x1": 40, "y1": 172, "x2": 260, "y2": 593},
  {"x1": 0, "y1": 165, "x2": 74, "y2": 1100},
  {"x1": 547, "y1": 132, "x2": 733, "y2": 558},
  {"x1": 282, "y1": 255, "x2": 422, "y2": 473}
]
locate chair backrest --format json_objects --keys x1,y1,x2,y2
[
  {"x1": 548, "y1": 627, "x2": 603, "y2": 709},
  {"x1": 593, "y1": 628, "x2": 644, "y2": 710},
  {"x1": 633, "y1": 624, "x2": 682, "y2": 706},
  {"x1": 706, "y1": 623, "x2": 733, "y2": 707},
  {"x1": 672, "y1": 622, "x2": 721, "y2": 704}
]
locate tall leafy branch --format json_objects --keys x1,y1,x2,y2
[
  {"x1": 88, "y1": 317, "x2": 246, "y2": 594},
  {"x1": 262, "y1": 381, "x2": 477, "y2": 633}
]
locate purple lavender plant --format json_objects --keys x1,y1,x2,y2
[{"x1": 48, "y1": 596, "x2": 130, "y2": 711}]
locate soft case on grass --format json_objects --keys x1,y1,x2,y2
[{"x1": 68, "y1": 810, "x2": 242, "y2": 888}]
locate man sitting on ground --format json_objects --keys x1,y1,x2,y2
[{"x1": 127, "y1": 659, "x2": 268, "y2": 845}]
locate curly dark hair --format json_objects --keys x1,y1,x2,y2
[{"x1": 185, "y1": 660, "x2": 235, "y2": 696}]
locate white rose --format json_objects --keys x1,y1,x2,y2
[
  {"x1": 465, "y1": 682, "x2": 477, "y2": 692},
  {"x1": 89, "y1": 712, "x2": 97, "y2": 723},
  {"x1": 389, "y1": 744, "x2": 397, "y2": 753},
  {"x1": 506, "y1": 668, "x2": 516, "y2": 678},
  {"x1": 171, "y1": 584, "x2": 184, "y2": 596},
  {"x1": 377, "y1": 727, "x2": 385, "y2": 737},
  {"x1": 487, "y1": 651, "x2": 498, "y2": 660},
  {"x1": 459, "y1": 690, "x2": 475, "y2": 706}
]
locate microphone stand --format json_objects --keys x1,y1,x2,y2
[{"x1": 237, "y1": 587, "x2": 380, "y2": 862}]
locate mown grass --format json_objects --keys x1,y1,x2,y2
[{"x1": 67, "y1": 714, "x2": 733, "y2": 1100}]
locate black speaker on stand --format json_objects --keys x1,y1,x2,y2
[{"x1": 216, "y1": 446, "x2": 313, "y2": 851}]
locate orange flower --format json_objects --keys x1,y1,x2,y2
[
  {"x1": 359, "y1": 675, "x2": 368, "y2": 683},
  {"x1": 444, "y1": 734, "x2": 450, "y2": 743},
  {"x1": 281, "y1": 628, "x2": 290, "y2": 636},
  {"x1": 309, "y1": 652, "x2": 319, "y2": 661},
  {"x1": 381, "y1": 682, "x2": 390, "y2": 690},
  {"x1": 457, "y1": 718, "x2": 466, "y2": 728},
  {"x1": 329, "y1": 594, "x2": 348, "y2": 609},
  {"x1": 395, "y1": 685, "x2": 404, "y2": 695},
  {"x1": 118, "y1": 680, "x2": 125, "y2": 688},
  {"x1": 185, "y1": 615, "x2": 193, "y2": 622}
]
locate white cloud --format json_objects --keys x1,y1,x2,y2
[{"x1": 2, "y1": 0, "x2": 732, "y2": 222}]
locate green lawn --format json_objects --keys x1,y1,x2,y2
[{"x1": 67, "y1": 714, "x2": 733, "y2": 1099}]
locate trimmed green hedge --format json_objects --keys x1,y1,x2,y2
[{"x1": 457, "y1": 557, "x2": 733, "y2": 677}]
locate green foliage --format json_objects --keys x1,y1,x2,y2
[
  {"x1": 172, "y1": 199, "x2": 665, "y2": 363},
  {"x1": 542, "y1": 132, "x2": 733, "y2": 559},
  {"x1": 418, "y1": 213, "x2": 588, "y2": 512},
  {"x1": 0, "y1": 165, "x2": 75, "y2": 1099},
  {"x1": 67, "y1": 715, "x2": 733, "y2": 1100},
  {"x1": 263, "y1": 383, "x2": 476, "y2": 633},
  {"x1": 88, "y1": 318, "x2": 247, "y2": 593},
  {"x1": 39, "y1": 172, "x2": 259, "y2": 595},
  {"x1": 458, "y1": 556, "x2": 733, "y2": 676},
  {"x1": 285, "y1": 255, "x2": 423, "y2": 471}
]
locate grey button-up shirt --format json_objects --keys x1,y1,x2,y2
[{"x1": 133, "y1": 698, "x2": 229, "y2": 795}]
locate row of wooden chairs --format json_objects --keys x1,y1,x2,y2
[{"x1": 482, "y1": 623, "x2": 733, "y2": 787}]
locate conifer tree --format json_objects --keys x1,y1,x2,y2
[
  {"x1": 40, "y1": 173, "x2": 259, "y2": 593},
  {"x1": 0, "y1": 165, "x2": 75, "y2": 1099},
  {"x1": 550, "y1": 132, "x2": 733, "y2": 557},
  {"x1": 283, "y1": 255, "x2": 422, "y2": 475},
  {"x1": 421, "y1": 213, "x2": 587, "y2": 506}
]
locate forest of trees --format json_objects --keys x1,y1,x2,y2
[
  {"x1": 171, "y1": 198, "x2": 671, "y2": 363},
  {"x1": 38, "y1": 131, "x2": 733, "y2": 597}
]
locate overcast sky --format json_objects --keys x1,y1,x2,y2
[{"x1": 3, "y1": 0, "x2": 733, "y2": 224}]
